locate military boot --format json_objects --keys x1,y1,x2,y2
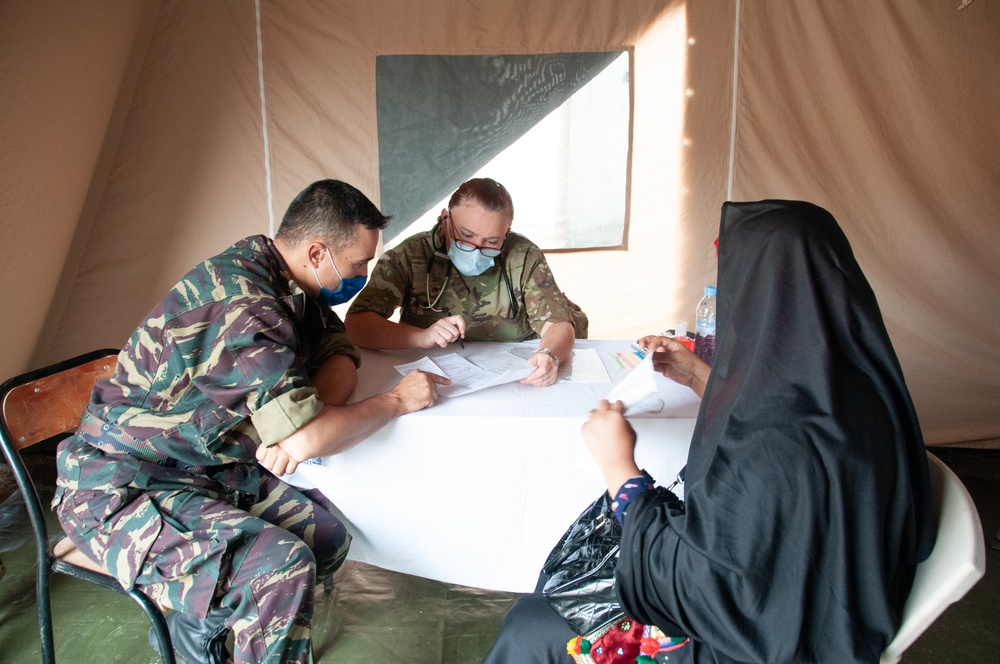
[{"x1": 151, "y1": 608, "x2": 233, "y2": 664}]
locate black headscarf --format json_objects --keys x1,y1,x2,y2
[{"x1": 616, "y1": 201, "x2": 934, "y2": 663}]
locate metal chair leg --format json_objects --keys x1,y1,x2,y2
[
  {"x1": 38, "y1": 560, "x2": 56, "y2": 664},
  {"x1": 129, "y1": 588, "x2": 176, "y2": 664}
]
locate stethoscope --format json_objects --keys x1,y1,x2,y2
[
  {"x1": 423, "y1": 259, "x2": 453, "y2": 313},
  {"x1": 423, "y1": 220, "x2": 519, "y2": 318}
]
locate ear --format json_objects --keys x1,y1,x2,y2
[
  {"x1": 306, "y1": 241, "x2": 328, "y2": 268},
  {"x1": 437, "y1": 209, "x2": 452, "y2": 250}
]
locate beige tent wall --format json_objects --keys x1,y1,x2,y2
[
  {"x1": 724, "y1": 0, "x2": 1000, "y2": 447},
  {"x1": 0, "y1": 0, "x2": 156, "y2": 382},
  {"x1": 1, "y1": 1, "x2": 997, "y2": 447}
]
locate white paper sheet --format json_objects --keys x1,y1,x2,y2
[
  {"x1": 560, "y1": 347, "x2": 611, "y2": 383},
  {"x1": 604, "y1": 352, "x2": 660, "y2": 414},
  {"x1": 395, "y1": 353, "x2": 534, "y2": 398},
  {"x1": 506, "y1": 346, "x2": 611, "y2": 383}
]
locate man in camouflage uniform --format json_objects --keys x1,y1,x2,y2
[
  {"x1": 53, "y1": 180, "x2": 447, "y2": 664},
  {"x1": 346, "y1": 177, "x2": 588, "y2": 388}
]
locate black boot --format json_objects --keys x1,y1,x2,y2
[{"x1": 151, "y1": 608, "x2": 232, "y2": 664}]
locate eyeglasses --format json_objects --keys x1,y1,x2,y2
[
  {"x1": 445, "y1": 211, "x2": 504, "y2": 257},
  {"x1": 452, "y1": 239, "x2": 502, "y2": 258}
]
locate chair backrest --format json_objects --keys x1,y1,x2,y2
[
  {"x1": 1, "y1": 350, "x2": 118, "y2": 453},
  {"x1": 0, "y1": 349, "x2": 119, "y2": 561},
  {"x1": 879, "y1": 451, "x2": 987, "y2": 663}
]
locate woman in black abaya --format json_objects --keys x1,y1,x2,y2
[{"x1": 484, "y1": 200, "x2": 934, "y2": 663}]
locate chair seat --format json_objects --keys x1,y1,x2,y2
[{"x1": 51, "y1": 535, "x2": 109, "y2": 575}]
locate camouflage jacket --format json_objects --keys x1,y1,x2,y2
[
  {"x1": 54, "y1": 235, "x2": 359, "y2": 502},
  {"x1": 348, "y1": 225, "x2": 587, "y2": 341}
]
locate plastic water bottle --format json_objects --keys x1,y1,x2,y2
[{"x1": 695, "y1": 285, "x2": 717, "y2": 366}]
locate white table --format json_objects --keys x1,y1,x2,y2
[{"x1": 284, "y1": 340, "x2": 700, "y2": 592}]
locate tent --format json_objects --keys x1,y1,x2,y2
[{"x1": 2, "y1": 0, "x2": 998, "y2": 448}]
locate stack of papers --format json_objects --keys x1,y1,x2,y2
[{"x1": 393, "y1": 353, "x2": 533, "y2": 398}]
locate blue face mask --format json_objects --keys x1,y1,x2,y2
[
  {"x1": 447, "y1": 241, "x2": 495, "y2": 277},
  {"x1": 311, "y1": 247, "x2": 366, "y2": 307}
]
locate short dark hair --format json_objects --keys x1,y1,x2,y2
[{"x1": 276, "y1": 179, "x2": 391, "y2": 249}]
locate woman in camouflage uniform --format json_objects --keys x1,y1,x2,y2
[{"x1": 346, "y1": 178, "x2": 588, "y2": 388}]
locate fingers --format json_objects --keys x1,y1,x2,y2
[
  {"x1": 584, "y1": 400, "x2": 624, "y2": 431},
  {"x1": 257, "y1": 444, "x2": 292, "y2": 476},
  {"x1": 596, "y1": 399, "x2": 624, "y2": 412},
  {"x1": 641, "y1": 335, "x2": 682, "y2": 353},
  {"x1": 426, "y1": 325, "x2": 454, "y2": 348},
  {"x1": 403, "y1": 369, "x2": 448, "y2": 385},
  {"x1": 436, "y1": 316, "x2": 464, "y2": 341},
  {"x1": 521, "y1": 352, "x2": 557, "y2": 387},
  {"x1": 395, "y1": 370, "x2": 445, "y2": 412},
  {"x1": 581, "y1": 400, "x2": 638, "y2": 471},
  {"x1": 426, "y1": 317, "x2": 466, "y2": 348},
  {"x1": 589, "y1": 399, "x2": 625, "y2": 417},
  {"x1": 446, "y1": 315, "x2": 467, "y2": 338},
  {"x1": 271, "y1": 454, "x2": 289, "y2": 476},
  {"x1": 636, "y1": 334, "x2": 674, "y2": 351},
  {"x1": 428, "y1": 371, "x2": 452, "y2": 385},
  {"x1": 635, "y1": 335, "x2": 657, "y2": 351}
]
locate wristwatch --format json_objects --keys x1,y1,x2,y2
[{"x1": 534, "y1": 347, "x2": 560, "y2": 366}]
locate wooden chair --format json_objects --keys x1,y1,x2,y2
[
  {"x1": 0, "y1": 349, "x2": 175, "y2": 664},
  {"x1": 879, "y1": 451, "x2": 986, "y2": 663}
]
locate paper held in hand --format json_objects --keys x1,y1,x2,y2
[
  {"x1": 604, "y1": 352, "x2": 662, "y2": 414},
  {"x1": 394, "y1": 353, "x2": 534, "y2": 398}
]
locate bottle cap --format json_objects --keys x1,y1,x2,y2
[
  {"x1": 674, "y1": 321, "x2": 688, "y2": 337},
  {"x1": 705, "y1": 285, "x2": 717, "y2": 296}
]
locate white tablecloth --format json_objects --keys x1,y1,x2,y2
[{"x1": 283, "y1": 339, "x2": 700, "y2": 592}]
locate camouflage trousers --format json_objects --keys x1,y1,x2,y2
[{"x1": 57, "y1": 471, "x2": 351, "y2": 664}]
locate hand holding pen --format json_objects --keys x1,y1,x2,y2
[
  {"x1": 418, "y1": 314, "x2": 467, "y2": 349},
  {"x1": 450, "y1": 311, "x2": 465, "y2": 349}
]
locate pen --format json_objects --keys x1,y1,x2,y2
[{"x1": 450, "y1": 312, "x2": 464, "y2": 349}]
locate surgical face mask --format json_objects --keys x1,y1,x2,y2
[
  {"x1": 447, "y1": 241, "x2": 495, "y2": 276},
  {"x1": 311, "y1": 247, "x2": 366, "y2": 307}
]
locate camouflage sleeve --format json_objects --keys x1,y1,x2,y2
[
  {"x1": 518, "y1": 244, "x2": 578, "y2": 336},
  {"x1": 313, "y1": 311, "x2": 361, "y2": 369},
  {"x1": 250, "y1": 386, "x2": 323, "y2": 447},
  {"x1": 196, "y1": 299, "x2": 313, "y2": 419},
  {"x1": 347, "y1": 248, "x2": 409, "y2": 319}
]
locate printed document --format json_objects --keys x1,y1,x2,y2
[
  {"x1": 605, "y1": 352, "x2": 662, "y2": 414},
  {"x1": 506, "y1": 346, "x2": 610, "y2": 383},
  {"x1": 394, "y1": 353, "x2": 533, "y2": 398}
]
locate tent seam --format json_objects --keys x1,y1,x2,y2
[
  {"x1": 726, "y1": 0, "x2": 742, "y2": 202},
  {"x1": 255, "y1": 0, "x2": 276, "y2": 237}
]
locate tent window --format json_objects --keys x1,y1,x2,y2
[{"x1": 376, "y1": 51, "x2": 630, "y2": 251}]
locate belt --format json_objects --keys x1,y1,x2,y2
[{"x1": 78, "y1": 414, "x2": 181, "y2": 468}]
